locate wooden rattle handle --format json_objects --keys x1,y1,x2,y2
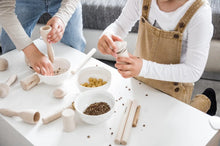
[
  {"x1": 71, "y1": 48, "x2": 96, "y2": 74},
  {"x1": 47, "y1": 43, "x2": 55, "y2": 63},
  {"x1": 42, "y1": 104, "x2": 73, "y2": 124},
  {"x1": 6, "y1": 74, "x2": 17, "y2": 86},
  {"x1": 0, "y1": 108, "x2": 18, "y2": 117}
]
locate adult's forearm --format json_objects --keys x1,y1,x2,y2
[
  {"x1": 54, "y1": 0, "x2": 80, "y2": 26},
  {"x1": 0, "y1": 1, "x2": 32, "y2": 51}
]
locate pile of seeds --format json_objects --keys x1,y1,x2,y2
[
  {"x1": 84, "y1": 102, "x2": 110, "y2": 115},
  {"x1": 81, "y1": 77, "x2": 107, "y2": 88},
  {"x1": 53, "y1": 67, "x2": 68, "y2": 75}
]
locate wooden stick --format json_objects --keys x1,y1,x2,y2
[
  {"x1": 115, "y1": 100, "x2": 132, "y2": 144},
  {"x1": 42, "y1": 103, "x2": 74, "y2": 124},
  {"x1": 132, "y1": 105, "x2": 141, "y2": 127},
  {"x1": 121, "y1": 100, "x2": 138, "y2": 145}
]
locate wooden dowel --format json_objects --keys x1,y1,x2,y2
[
  {"x1": 115, "y1": 100, "x2": 132, "y2": 144},
  {"x1": 121, "y1": 100, "x2": 138, "y2": 145},
  {"x1": 132, "y1": 105, "x2": 141, "y2": 127}
]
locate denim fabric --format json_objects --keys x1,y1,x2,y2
[{"x1": 0, "y1": 0, "x2": 86, "y2": 54}]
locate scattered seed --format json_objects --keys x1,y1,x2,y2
[
  {"x1": 87, "y1": 135, "x2": 90, "y2": 138},
  {"x1": 143, "y1": 124, "x2": 146, "y2": 127},
  {"x1": 125, "y1": 86, "x2": 128, "y2": 88},
  {"x1": 119, "y1": 97, "x2": 122, "y2": 100},
  {"x1": 139, "y1": 82, "x2": 141, "y2": 85},
  {"x1": 116, "y1": 100, "x2": 118, "y2": 102},
  {"x1": 111, "y1": 132, "x2": 113, "y2": 135},
  {"x1": 128, "y1": 88, "x2": 131, "y2": 91},
  {"x1": 109, "y1": 145, "x2": 111, "y2": 146},
  {"x1": 109, "y1": 128, "x2": 111, "y2": 130},
  {"x1": 122, "y1": 103, "x2": 124, "y2": 106},
  {"x1": 145, "y1": 94, "x2": 148, "y2": 96}
]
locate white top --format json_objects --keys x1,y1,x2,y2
[
  {"x1": 0, "y1": 0, "x2": 79, "y2": 51},
  {"x1": 103, "y1": 0, "x2": 213, "y2": 83}
]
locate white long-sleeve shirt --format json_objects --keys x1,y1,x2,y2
[
  {"x1": 103, "y1": 0, "x2": 213, "y2": 83},
  {"x1": 0, "y1": 0, "x2": 79, "y2": 51}
]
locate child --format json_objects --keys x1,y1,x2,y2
[{"x1": 98, "y1": 0, "x2": 216, "y2": 115}]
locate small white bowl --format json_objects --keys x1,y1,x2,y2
[
  {"x1": 38, "y1": 58, "x2": 71, "y2": 85},
  {"x1": 77, "y1": 66, "x2": 111, "y2": 92},
  {"x1": 74, "y1": 90, "x2": 115, "y2": 125}
]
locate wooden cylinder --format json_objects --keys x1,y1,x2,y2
[{"x1": 20, "y1": 74, "x2": 40, "y2": 90}]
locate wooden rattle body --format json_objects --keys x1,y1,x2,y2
[{"x1": 0, "y1": 108, "x2": 40, "y2": 124}]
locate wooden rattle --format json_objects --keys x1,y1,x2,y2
[
  {"x1": 40, "y1": 25, "x2": 55, "y2": 63},
  {"x1": 0, "y1": 58, "x2": 8, "y2": 71},
  {"x1": 0, "y1": 108, "x2": 40, "y2": 124},
  {"x1": 0, "y1": 74, "x2": 17, "y2": 98}
]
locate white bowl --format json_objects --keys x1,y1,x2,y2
[
  {"x1": 38, "y1": 58, "x2": 71, "y2": 85},
  {"x1": 77, "y1": 67, "x2": 111, "y2": 92},
  {"x1": 74, "y1": 90, "x2": 115, "y2": 125}
]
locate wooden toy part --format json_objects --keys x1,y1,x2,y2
[
  {"x1": 53, "y1": 87, "x2": 67, "y2": 99},
  {"x1": 0, "y1": 58, "x2": 8, "y2": 71},
  {"x1": 20, "y1": 74, "x2": 40, "y2": 91},
  {"x1": 71, "y1": 48, "x2": 96, "y2": 74},
  {"x1": 0, "y1": 74, "x2": 17, "y2": 98},
  {"x1": 40, "y1": 25, "x2": 55, "y2": 63},
  {"x1": 42, "y1": 103, "x2": 75, "y2": 124},
  {"x1": 0, "y1": 108, "x2": 40, "y2": 124}
]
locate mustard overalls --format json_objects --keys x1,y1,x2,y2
[{"x1": 135, "y1": 0, "x2": 211, "y2": 112}]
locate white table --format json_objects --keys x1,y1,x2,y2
[{"x1": 0, "y1": 41, "x2": 219, "y2": 146}]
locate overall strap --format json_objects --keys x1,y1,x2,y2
[
  {"x1": 175, "y1": 0, "x2": 204, "y2": 33},
  {"x1": 142, "y1": 0, "x2": 153, "y2": 19}
]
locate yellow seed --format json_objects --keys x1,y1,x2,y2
[{"x1": 89, "y1": 77, "x2": 93, "y2": 82}]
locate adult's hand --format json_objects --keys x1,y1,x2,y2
[
  {"x1": 46, "y1": 16, "x2": 65, "y2": 44},
  {"x1": 23, "y1": 43, "x2": 53, "y2": 76},
  {"x1": 98, "y1": 33, "x2": 122, "y2": 57},
  {"x1": 115, "y1": 53, "x2": 143, "y2": 78}
]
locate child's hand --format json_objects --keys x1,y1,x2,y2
[
  {"x1": 46, "y1": 16, "x2": 65, "y2": 44},
  {"x1": 115, "y1": 53, "x2": 143, "y2": 78},
  {"x1": 98, "y1": 33, "x2": 122, "y2": 57}
]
